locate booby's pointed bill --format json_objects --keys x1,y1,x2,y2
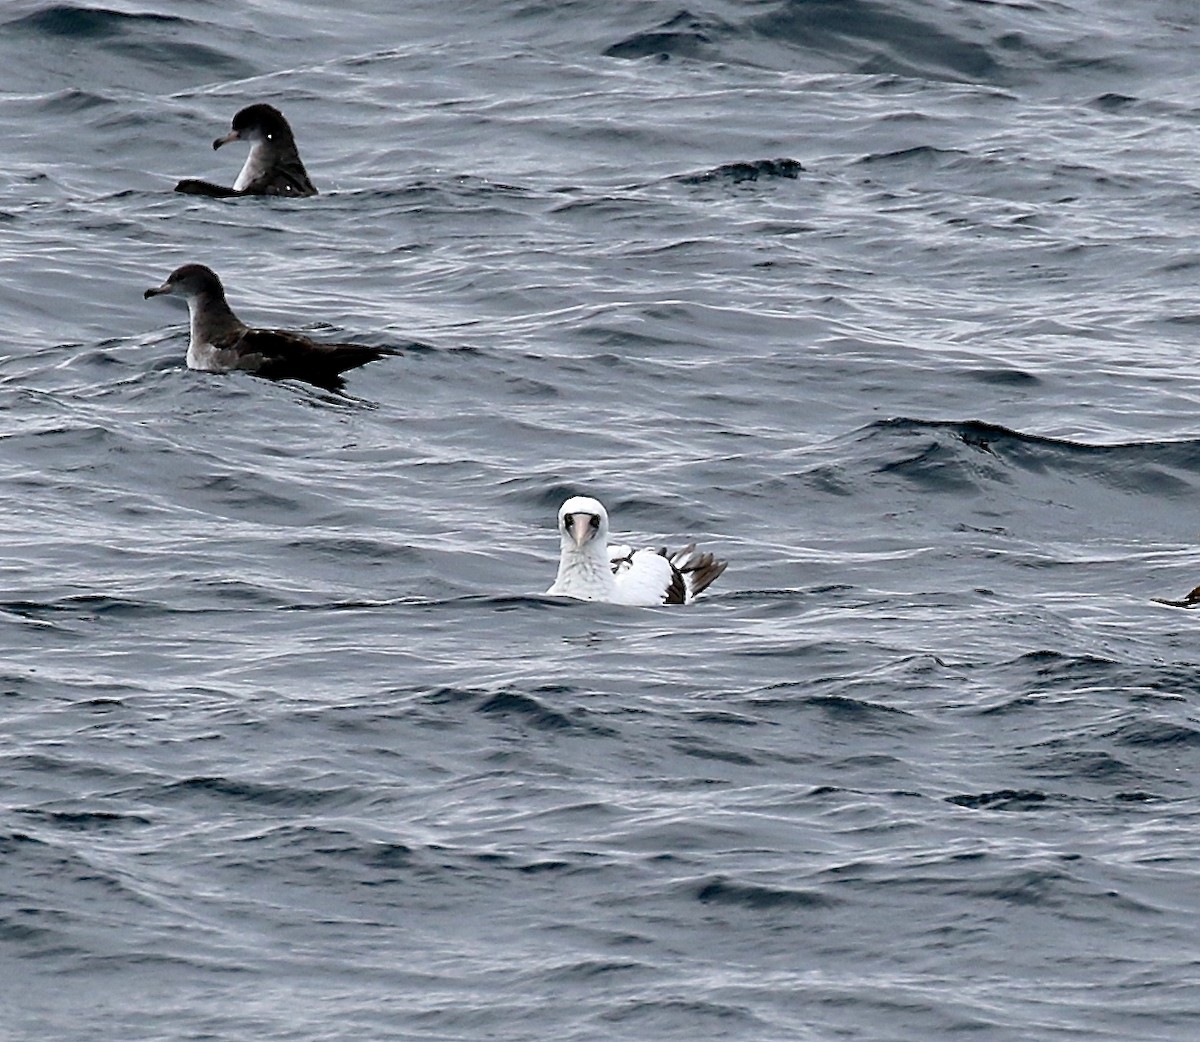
[
  {"x1": 546, "y1": 495, "x2": 727, "y2": 606},
  {"x1": 172, "y1": 103, "x2": 318, "y2": 199},
  {"x1": 143, "y1": 262, "x2": 396, "y2": 390},
  {"x1": 569, "y1": 511, "x2": 597, "y2": 548}
]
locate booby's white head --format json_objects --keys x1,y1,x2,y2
[{"x1": 558, "y1": 495, "x2": 609, "y2": 550}]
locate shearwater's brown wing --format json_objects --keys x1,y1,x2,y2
[
  {"x1": 231, "y1": 327, "x2": 394, "y2": 390},
  {"x1": 174, "y1": 178, "x2": 241, "y2": 198},
  {"x1": 243, "y1": 151, "x2": 317, "y2": 197}
]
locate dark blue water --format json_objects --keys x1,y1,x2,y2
[{"x1": 4, "y1": 2, "x2": 1200, "y2": 1039}]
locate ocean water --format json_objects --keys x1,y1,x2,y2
[{"x1": 3, "y1": 1, "x2": 1200, "y2": 1039}]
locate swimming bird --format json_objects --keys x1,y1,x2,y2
[
  {"x1": 144, "y1": 263, "x2": 393, "y2": 390},
  {"x1": 547, "y1": 495, "x2": 727, "y2": 605},
  {"x1": 174, "y1": 103, "x2": 317, "y2": 198}
]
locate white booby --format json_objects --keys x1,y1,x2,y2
[
  {"x1": 174, "y1": 103, "x2": 317, "y2": 198},
  {"x1": 144, "y1": 263, "x2": 394, "y2": 390},
  {"x1": 547, "y1": 495, "x2": 727, "y2": 605}
]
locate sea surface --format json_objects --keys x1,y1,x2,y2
[{"x1": 3, "y1": 1, "x2": 1200, "y2": 1039}]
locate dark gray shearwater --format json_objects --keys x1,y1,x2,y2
[
  {"x1": 144, "y1": 264, "x2": 394, "y2": 390},
  {"x1": 174, "y1": 104, "x2": 318, "y2": 198}
]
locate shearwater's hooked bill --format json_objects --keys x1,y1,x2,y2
[
  {"x1": 174, "y1": 104, "x2": 318, "y2": 198},
  {"x1": 547, "y1": 495, "x2": 727, "y2": 605},
  {"x1": 144, "y1": 264, "x2": 394, "y2": 390}
]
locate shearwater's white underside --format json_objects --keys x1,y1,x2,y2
[{"x1": 232, "y1": 141, "x2": 270, "y2": 193}]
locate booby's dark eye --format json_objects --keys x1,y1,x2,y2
[
  {"x1": 563, "y1": 514, "x2": 573, "y2": 529},
  {"x1": 589, "y1": 516, "x2": 599, "y2": 528}
]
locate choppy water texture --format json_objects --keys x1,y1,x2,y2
[{"x1": 3, "y1": 2, "x2": 1200, "y2": 1039}]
